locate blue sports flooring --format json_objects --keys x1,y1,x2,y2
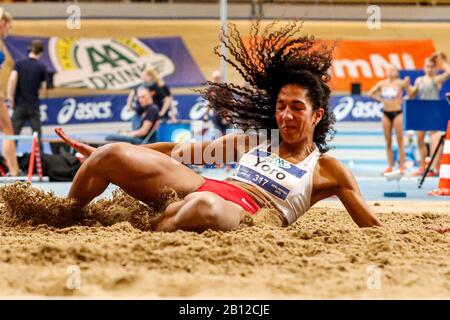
[{"x1": 17, "y1": 168, "x2": 449, "y2": 202}]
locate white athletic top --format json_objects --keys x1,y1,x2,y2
[
  {"x1": 380, "y1": 86, "x2": 400, "y2": 100},
  {"x1": 229, "y1": 141, "x2": 321, "y2": 225}
]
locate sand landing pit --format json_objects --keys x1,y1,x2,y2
[{"x1": 0, "y1": 183, "x2": 449, "y2": 298}]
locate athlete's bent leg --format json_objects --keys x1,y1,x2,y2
[
  {"x1": 153, "y1": 191, "x2": 245, "y2": 232},
  {"x1": 68, "y1": 142, "x2": 204, "y2": 207}
]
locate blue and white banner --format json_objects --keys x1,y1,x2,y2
[
  {"x1": 39, "y1": 93, "x2": 447, "y2": 126},
  {"x1": 6, "y1": 36, "x2": 205, "y2": 89},
  {"x1": 39, "y1": 94, "x2": 208, "y2": 126},
  {"x1": 330, "y1": 95, "x2": 384, "y2": 122},
  {"x1": 40, "y1": 95, "x2": 127, "y2": 125},
  {"x1": 182, "y1": 95, "x2": 387, "y2": 123}
]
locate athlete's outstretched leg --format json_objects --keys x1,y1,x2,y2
[
  {"x1": 55, "y1": 128, "x2": 95, "y2": 157},
  {"x1": 68, "y1": 142, "x2": 204, "y2": 207},
  {"x1": 56, "y1": 128, "x2": 174, "y2": 159}
]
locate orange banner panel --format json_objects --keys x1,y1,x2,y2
[
  {"x1": 330, "y1": 40, "x2": 436, "y2": 92},
  {"x1": 241, "y1": 37, "x2": 435, "y2": 93}
]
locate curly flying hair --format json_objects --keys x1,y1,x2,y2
[{"x1": 201, "y1": 20, "x2": 336, "y2": 153}]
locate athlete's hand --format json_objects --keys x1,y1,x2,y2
[
  {"x1": 437, "y1": 51, "x2": 447, "y2": 61},
  {"x1": 403, "y1": 76, "x2": 410, "y2": 86},
  {"x1": 119, "y1": 130, "x2": 131, "y2": 136},
  {"x1": 429, "y1": 51, "x2": 447, "y2": 63}
]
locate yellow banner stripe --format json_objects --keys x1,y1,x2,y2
[
  {"x1": 115, "y1": 38, "x2": 147, "y2": 57},
  {"x1": 56, "y1": 38, "x2": 77, "y2": 70}
]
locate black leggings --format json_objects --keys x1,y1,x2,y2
[{"x1": 12, "y1": 106, "x2": 42, "y2": 150}]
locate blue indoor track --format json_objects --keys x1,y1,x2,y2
[{"x1": 10, "y1": 168, "x2": 448, "y2": 202}]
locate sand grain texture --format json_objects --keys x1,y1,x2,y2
[{"x1": 0, "y1": 183, "x2": 449, "y2": 298}]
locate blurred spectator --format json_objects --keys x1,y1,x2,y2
[
  {"x1": 107, "y1": 87, "x2": 160, "y2": 144},
  {"x1": 206, "y1": 70, "x2": 232, "y2": 137},
  {"x1": 368, "y1": 65, "x2": 409, "y2": 174},
  {"x1": 126, "y1": 83, "x2": 147, "y2": 131},
  {"x1": 146, "y1": 68, "x2": 176, "y2": 123},
  {"x1": 7, "y1": 39, "x2": 47, "y2": 151},
  {"x1": 126, "y1": 67, "x2": 176, "y2": 128},
  {"x1": 407, "y1": 51, "x2": 450, "y2": 176},
  {"x1": 204, "y1": 70, "x2": 234, "y2": 171}
]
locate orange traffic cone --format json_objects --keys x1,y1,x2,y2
[{"x1": 428, "y1": 120, "x2": 450, "y2": 196}]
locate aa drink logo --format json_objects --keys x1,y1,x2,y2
[{"x1": 49, "y1": 37, "x2": 175, "y2": 90}]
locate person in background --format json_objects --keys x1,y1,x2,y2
[
  {"x1": 126, "y1": 81, "x2": 148, "y2": 131},
  {"x1": 368, "y1": 65, "x2": 409, "y2": 174},
  {"x1": 146, "y1": 68, "x2": 176, "y2": 123},
  {"x1": 106, "y1": 87, "x2": 160, "y2": 145},
  {"x1": 0, "y1": 8, "x2": 20, "y2": 176},
  {"x1": 206, "y1": 70, "x2": 233, "y2": 138},
  {"x1": 407, "y1": 52, "x2": 450, "y2": 177},
  {"x1": 126, "y1": 68, "x2": 176, "y2": 127},
  {"x1": 7, "y1": 39, "x2": 47, "y2": 152},
  {"x1": 204, "y1": 70, "x2": 234, "y2": 171}
]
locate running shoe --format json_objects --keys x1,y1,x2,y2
[
  {"x1": 383, "y1": 167, "x2": 393, "y2": 174},
  {"x1": 411, "y1": 167, "x2": 425, "y2": 176},
  {"x1": 426, "y1": 170, "x2": 439, "y2": 177}
]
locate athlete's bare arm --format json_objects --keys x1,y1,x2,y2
[
  {"x1": 312, "y1": 156, "x2": 382, "y2": 228},
  {"x1": 55, "y1": 128, "x2": 254, "y2": 165},
  {"x1": 433, "y1": 52, "x2": 450, "y2": 86},
  {"x1": 168, "y1": 133, "x2": 261, "y2": 165},
  {"x1": 407, "y1": 77, "x2": 421, "y2": 99},
  {"x1": 368, "y1": 80, "x2": 383, "y2": 102},
  {"x1": 401, "y1": 76, "x2": 413, "y2": 95}
]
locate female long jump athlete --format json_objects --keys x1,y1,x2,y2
[{"x1": 56, "y1": 21, "x2": 383, "y2": 232}]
